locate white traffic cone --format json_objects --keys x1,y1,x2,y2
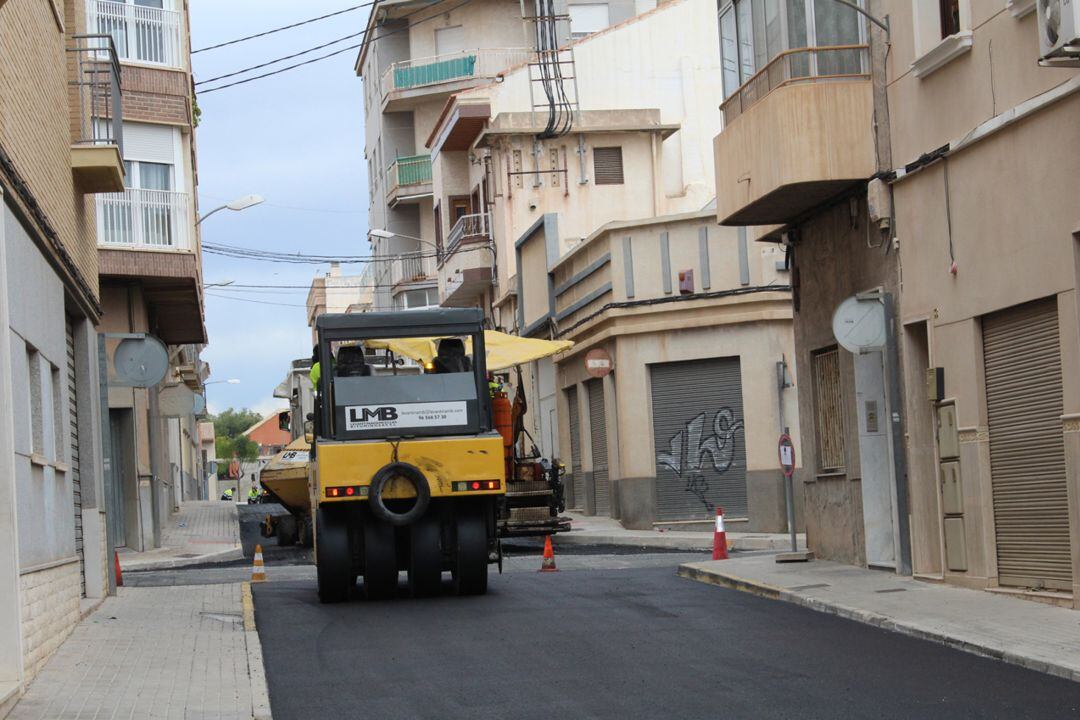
[{"x1": 251, "y1": 544, "x2": 266, "y2": 583}]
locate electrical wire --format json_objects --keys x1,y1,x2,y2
[
  {"x1": 197, "y1": 0, "x2": 475, "y2": 94},
  {"x1": 202, "y1": 240, "x2": 491, "y2": 265},
  {"x1": 196, "y1": 29, "x2": 367, "y2": 85},
  {"x1": 193, "y1": 3, "x2": 373, "y2": 54}
]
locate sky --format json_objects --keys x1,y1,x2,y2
[{"x1": 189, "y1": 1, "x2": 370, "y2": 417}]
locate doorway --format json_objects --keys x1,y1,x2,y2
[{"x1": 854, "y1": 350, "x2": 899, "y2": 568}]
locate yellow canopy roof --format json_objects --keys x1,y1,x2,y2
[{"x1": 366, "y1": 330, "x2": 573, "y2": 372}]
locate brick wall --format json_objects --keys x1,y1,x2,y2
[
  {"x1": 0, "y1": 0, "x2": 99, "y2": 301},
  {"x1": 19, "y1": 560, "x2": 82, "y2": 684},
  {"x1": 121, "y1": 65, "x2": 192, "y2": 127}
]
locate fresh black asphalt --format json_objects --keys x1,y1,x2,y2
[{"x1": 252, "y1": 565, "x2": 1080, "y2": 719}]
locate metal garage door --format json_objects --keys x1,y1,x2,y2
[
  {"x1": 651, "y1": 357, "x2": 746, "y2": 521},
  {"x1": 983, "y1": 298, "x2": 1071, "y2": 591},
  {"x1": 566, "y1": 388, "x2": 583, "y2": 510},
  {"x1": 587, "y1": 379, "x2": 610, "y2": 516},
  {"x1": 66, "y1": 321, "x2": 85, "y2": 597}
]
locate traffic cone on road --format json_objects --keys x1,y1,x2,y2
[
  {"x1": 251, "y1": 544, "x2": 266, "y2": 583},
  {"x1": 539, "y1": 536, "x2": 559, "y2": 572},
  {"x1": 114, "y1": 550, "x2": 123, "y2": 587},
  {"x1": 712, "y1": 507, "x2": 729, "y2": 561}
]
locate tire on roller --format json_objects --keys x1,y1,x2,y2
[
  {"x1": 408, "y1": 512, "x2": 443, "y2": 598},
  {"x1": 315, "y1": 506, "x2": 352, "y2": 604},
  {"x1": 368, "y1": 462, "x2": 431, "y2": 527},
  {"x1": 452, "y1": 505, "x2": 488, "y2": 596},
  {"x1": 362, "y1": 516, "x2": 398, "y2": 600}
]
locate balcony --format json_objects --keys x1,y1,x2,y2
[
  {"x1": 389, "y1": 251, "x2": 436, "y2": 288},
  {"x1": 69, "y1": 35, "x2": 125, "y2": 193},
  {"x1": 380, "y1": 48, "x2": 533, "y2": 110},
  {"x1": 440, "y1": 213, "x2": 493, "y2": 307},
  {"x1": 91, "y1": 0, "x2": 184, "y2": 68},
  {"x1": 386, "y1": 155, "x2": 433, "y2": 207},
  {"x1": 97, "y1": 188, "x2": 193, "y2": 250},
  {"x1": 714, "y1": 45, "x2": 876, "y2": 227}
]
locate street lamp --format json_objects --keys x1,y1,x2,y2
[
  {"x1": 205, "y1": 378, "x2": 241, "y2": 385},
  {"x1": 197, "y1": 194, "x2": 264, "y2": 225},
  {"x1": 367, "y1": 228, "x2": 439, "y2": 252}
]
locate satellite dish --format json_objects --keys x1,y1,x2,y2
[
  {"x1": 114, "y1": 335, "x2": 169, "y2": 388},
  {"x1": 832, "y1": 295, "x2": 886, "y2": 353}
]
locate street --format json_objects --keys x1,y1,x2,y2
[{"x1": 242, "y1": 553, "x2": 1080, "y2": 720}]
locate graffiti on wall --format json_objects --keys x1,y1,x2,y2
[{"x1": 657, "y1": 408, "x2": 744, "y2": 511}]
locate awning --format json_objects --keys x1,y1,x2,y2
[{"x1": 366, "y1": 330, "x2": 573, "y2": 371}]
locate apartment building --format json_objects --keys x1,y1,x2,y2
[
  {"x1": 355, "y1": 0, "x2": 803, "y2": 529},
  {"x1": 87, "y1": 0, "x2": 210, "y2": 555},
  {"x1": 0, "y1": 0, "x2": 117, "y2": 705},
  {"x1": 306, "y1": 263, "x2": 372, "y2": 341},
  {"x1": 713, "y1": 0, "x2": 1080, "y2": 605},
  {"x1": 356, "y1": 0, "x2": 644, "y2": 313}
]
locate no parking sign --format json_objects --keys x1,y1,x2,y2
[{"x1": 778, "y1": 434, "x2": 796, "y2": 478}]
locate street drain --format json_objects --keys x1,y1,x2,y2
[
  {"x1": 200, "y1": 612, "x2": 243, "y2": 624},
  {"x1": 875, "y1": 588, "x2": 907, "y2": 594},
  {"x1": 789, "y1": 583, "x2": 830, "y2": 591}
]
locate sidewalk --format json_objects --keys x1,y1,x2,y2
[
  {"x1": 8, "y1": 583, "x2": 271, "y2": 720},
  {"x1": 679, "y1": 554, "x2": 1080, "y2": 683},
  {"x1": 557, "y1": 511, "x2": 805, "y2": 552},
  {"x1": 119, "y1": 501, "x2": 243, "y2": 572}
]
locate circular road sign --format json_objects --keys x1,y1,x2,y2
[
  {"x1": 778, "y1": 433, "x2": 796, "y2": 478},
  {"x1": 584, "y1": 348, "x2": 613, "y2": 378}
]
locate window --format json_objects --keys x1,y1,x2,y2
[
  {"x1": 449, "y1": 196, "x2": 471, "y2": 222},
  {"x1": 27, "y1": 348, "x2": 43, "y2": 455},
  {"x1": 96, "y1": 0, "x2": 179, "y2": 67},
  {"x1": 812, "y1": 348, "x2": 845, "y2": 472},
  {"x1": 717, "y1": 0, "x2": 865, "y2": 97},
  {"x1": 569, "y1": 3, "x2": 610, "y2": 39},
  {"x1": 394, "y1": 287, "x2": 439, "y2": 310},
  {"x1": 939, "y1": 0, "x2": 960, "y2": 37},
  {"x1": 593, "y1": 146, "x2": 623, "y2": 185}
]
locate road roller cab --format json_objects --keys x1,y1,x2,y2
[{"x1": 311, "y1": 308, "x2": 505, "y2": 602}]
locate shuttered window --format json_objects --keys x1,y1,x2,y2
[
  {"x1": 593, "y1": 147, "x2": 624, "y2": 185},
  {"x1": 812, "y1": 348, "x2": 845, "y2": 472}
]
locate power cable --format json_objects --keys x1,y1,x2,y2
[
  {"x1": 193, "y1": 3, "x2": 373, "y2": 54},
  {"x1": 202, "y1": 240, "x2": 491, "y2": 264},
  {"x1": 197, "y1": 0, "x2": 475, "y2": 94}
]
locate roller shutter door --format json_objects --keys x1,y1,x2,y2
[
  {"x1": 66, "y1": 321, "x2": 86, "y2": 597},
  {"x1": 587, "y1": 379, "x2": 610, "y2": 516},
  {"x1": 566, "y1": 388, "x2": 583, "y2": 510},
  {"x1": 983, "y1": 298, "x2": 1071, "y2": 590},
  {"x1": 651, "y1": 357, "x2": 746, "y2": 521}
]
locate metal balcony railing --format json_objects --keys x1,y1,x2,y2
[
  {"x1": 97, "y1": 188, "x2": 192, "y2": 249},
  {"x1": 69, "y1": 34, "x2": 123, "y2": 157},
  {"x1": 92, "y1": 0, "x2": 183, "y2": 68},
  {"x1": 390, "y1": 252, "x2": 437, "y2": 286},
  {"x1": 720, "y1": 45, "x2": 870, "y2": 125},
  {"x1": 446, "y1": 213, "x2": 490, "y2": 256},
  {"x1": 387, "y1": 155, "x2": 433, "y2": 191},
  {"x1": 381, "y1": 48, "x2": 533, "y2": 97}
]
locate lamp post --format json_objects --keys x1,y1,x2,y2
[
  {"x1": 367, "y1": 228, "x2": 440, "y2": 253},
  {"x1": 197, "y1": 194, "x2": 264, "y2": 225},
  {"x1": 204, "y1": 379, "x2": 241, "y2": 386}
]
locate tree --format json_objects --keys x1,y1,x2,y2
[{"x1": 211, "y1": 408, "x2": 262, "y2": 461}]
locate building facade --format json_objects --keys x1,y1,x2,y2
[
  {"x1": 357, "y1": 0, "x2": 804, "y2": 530},
  {"x1": 0, "y1": 0, "x2": 118, "y2": 706},
  {"x1": 91, "y1": 0, "x2": 210, "y2": 554},
  {"x1": 713, "y1": 0, "x2": 1080, "y2": 605}
]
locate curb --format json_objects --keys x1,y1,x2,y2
[
  {"x1": 120, "y1": 546, "x2": 244, "y2": 572},
  {"x1": 242, "y1": 582, "x2": 273, "y2": 720},
  {"x1": 556, "y1": 533, "x2": 803, "y2": 553},
  {"x1": 677, "y1": 563, "x2": 1080, "y2": 684}
]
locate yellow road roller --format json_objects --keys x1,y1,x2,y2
[{"x1": 310, "y1": 308, "x2": 506, "y2": 602}]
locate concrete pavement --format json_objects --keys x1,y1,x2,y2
[
  {"x1": 8, "y1": 582, "x2": 271, "y2": 720},
  {"x1": 680, "y1": 554, "x2": 1080, "y2": 683},
  {"x1": 119, "y1": 501, "x2": 244, "y2": 572},
  {"x1": 557, "y1": 511, "x2": 805, "y2": 552}
]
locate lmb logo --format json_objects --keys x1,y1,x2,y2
[{"x1": 350, "y1": 407, "x2": 399, "y2": 422}]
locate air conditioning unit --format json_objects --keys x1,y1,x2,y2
[{"x1": 1037, "y1": 0, "x2": 1080, "y2": 66}]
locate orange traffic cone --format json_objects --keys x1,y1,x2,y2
[
  {"x1": 114, "y1": 550, "x2": 123, "y2": 587},
  {"x1": 712, "y1": 507, "x2": 729, "y2": 560},
  {"x1": 251, "y1": 544, "x2": 266, "y2": 583},
  {"x1": 539, "y1": 536, "x2": 558, "y2": 572}
]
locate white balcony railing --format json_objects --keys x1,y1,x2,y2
[
  {"x1": 381, "y1": 48, "x2": 534, "y2": 97},
  {"x1": 446, "y1": 212, "x2": 490, "y2": 255},
  {"x1": 92, "y1": 0, "x2": 183, "y2": 68},
  {"x1": 390, "y1": 252, "x2": 436, "y2": 286},
  {"x1": 97, "y1": 188, "x2": 192, "y2": 250}
]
